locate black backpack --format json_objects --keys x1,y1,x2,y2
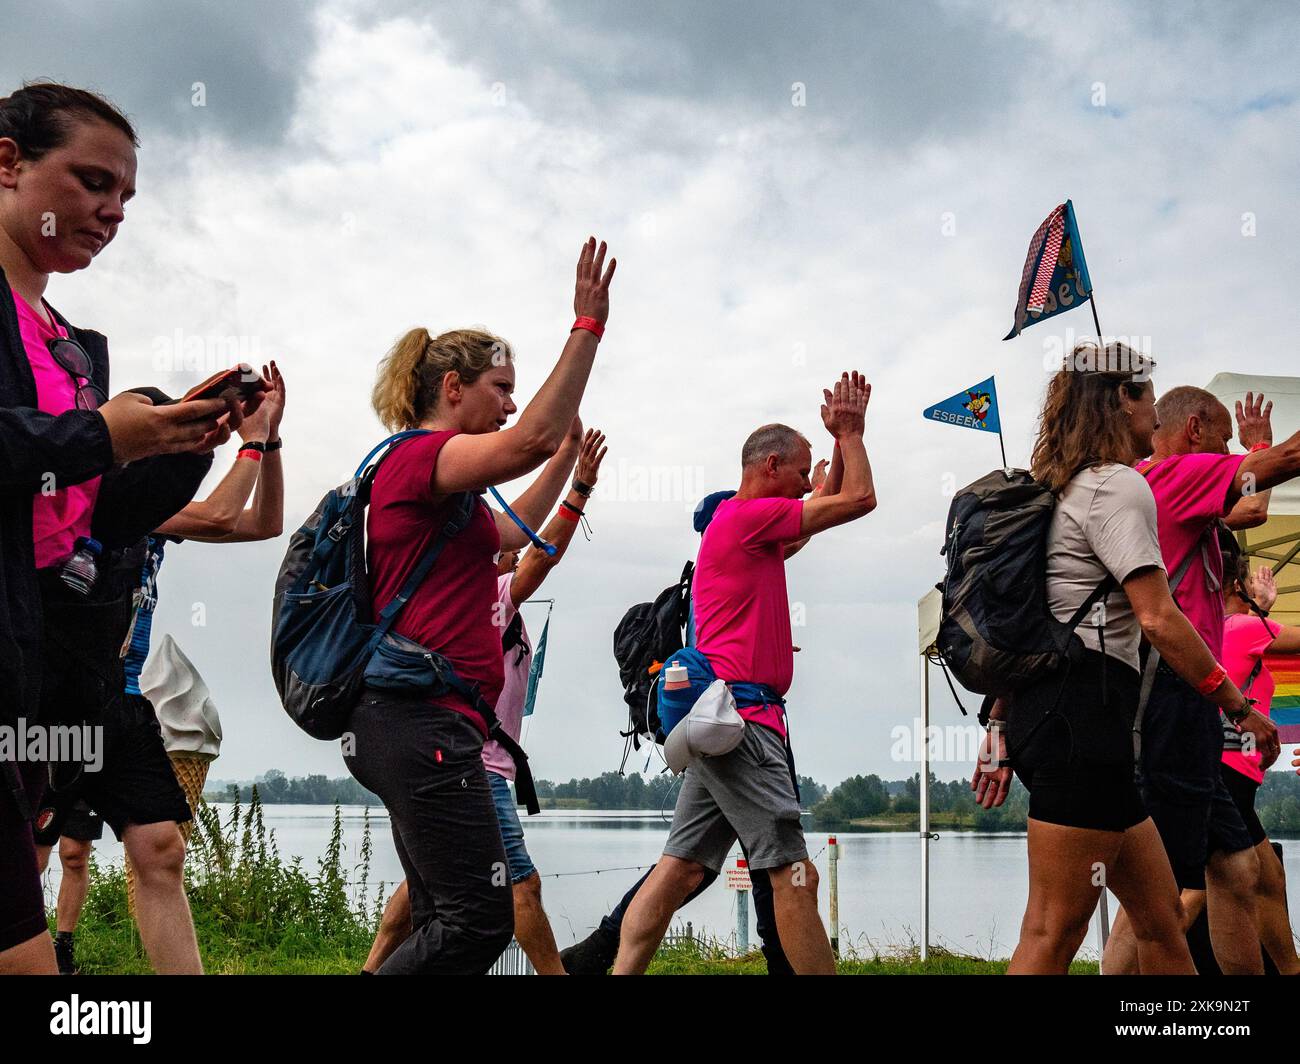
[
  {"x1": 613, "y1": 560, "x2": 693, "y2": 748},
  {"x1": 936, "y1": 468, "x2": 1113, "y2": 698}
]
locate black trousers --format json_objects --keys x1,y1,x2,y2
[{"x1": 344, "y1": 689, "x2": 513, "y2": 974}]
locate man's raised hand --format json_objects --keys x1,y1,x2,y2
[{"x1": 820, "y1": 370, "x2": 869, "y2": 440}]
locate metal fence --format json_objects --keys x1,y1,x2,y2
[{"x1": 488, "y1": 921, "x2": 698, "y2": 975}]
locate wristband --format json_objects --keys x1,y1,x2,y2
[
  {"x1": 560, "y1": 499, "x2": 585, "y2": 517},
  {"x1": 240, "y1": 440, "x2": 266, "y2": 452},
  {"x1": 265, "y1": 439, "x2": 282, "y2": 452},
  {"x1": 572, "y1": 478, "x2": 593, "y2": 498},
  {"x1": 238, "y1": 448, "x2": 263, "y2": 463},
  {"x1": 557, "y1": 505, "x2": 580, "y2": 523},
  {"x1": 1197, "y1": 664, "x2": 1228, "y2": 697},
  {"x1": 572, "y1": 316, "x2": 605, "y2": 340}
]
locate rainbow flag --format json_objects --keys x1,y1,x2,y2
[{"x1": 1263, "y1": 651, "x2": 1300, "y2": 742}]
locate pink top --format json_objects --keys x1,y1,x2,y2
[
  {"x1": 366, "y1": 431, "x2": 501, "y2": 735},
  {"x1": 15, "y1": 293, "x2": 101, "y2": 568},
  {"x1": 1221, "y1": 611, "x2": 1280, "y2": 785},
  {"x1": 693, "y1": 496, "x2": 804, "y2": 738},
  {"x1": 1138, "y1": 452, "x2": 1245, "y2": 656},
  {"x1": 482, "y1": 573, "x2": 530, "y2": 780}
]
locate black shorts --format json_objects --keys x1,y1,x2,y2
[
  {"x1": 33, "y1": 693, "x2": 191, "y2": 848},
  {"x1": 1007, "y1": 648, "x2": 1148, "y2": 832},
  {"x1": 1137, "y1": 662, "x2": 1255, "y2": 890},
  {"x1": 60, "y1": 799, "x2": 104, "y2": 843},
  {"x1": 1219, "y1": 763, "x2": 1267, "y2": 848}
]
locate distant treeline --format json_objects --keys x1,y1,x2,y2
[
  {"x1": 208, "y1": 766, "x2": 1300, "y2": 836},
  {"x1": 808, "y1": 769, "x2": 1300, "y2": 833}
]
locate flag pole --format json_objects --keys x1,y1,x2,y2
[
  {"x1": 1089, "y1": 290, "x2": 1103, "y2": 343},
  {"x1": 997, "y1": 429, "x2": 1008, "y2": 471}
]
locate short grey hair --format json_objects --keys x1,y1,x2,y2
[
  {"x1": 1155, "y1": 386, "x2": 1228, "y2": 436},
  {"x1": 741, "y1": 423, "x2": 809, "y2": 470}
]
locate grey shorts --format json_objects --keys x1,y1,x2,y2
[{"x1": 662, "y1": 722, "x2": 807, "y2": 873}]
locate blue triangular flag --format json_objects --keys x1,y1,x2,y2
[
  {"x1": 522, "y1": 607, "x2": 551, "y2": 718},
  {"x1": 1004, "y1": 199, "x2": 1093, "y2": 339},
  {"x1": 923, "y1": 376, "x2": 1001, "y2": 434}
]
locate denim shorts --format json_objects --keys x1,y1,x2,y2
[{"x1": 488, "y1": 770, "x2": 537, "y2": 884}]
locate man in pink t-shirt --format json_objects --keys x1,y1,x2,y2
[
  {"x1": 1108, "y1": 385, "x2": 1298, "y2": 975},
  {"x1": 614, "y1": 372, "x2": 878, "y2": 976}
]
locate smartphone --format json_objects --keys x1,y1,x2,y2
[{"x1": 177, "y1": 365, "x2": 267, "y2": 404}]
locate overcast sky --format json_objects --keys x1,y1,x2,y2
[{"x1": 7, "y1": 0, "x2": 1298, "y2": 787}]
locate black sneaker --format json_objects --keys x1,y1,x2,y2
[
  {"x1": 559, "y1": 927, "x2": 617, "y2": 975},
  {"x1": 54, "y1": 932, "x2": 77, "y2": 976}
]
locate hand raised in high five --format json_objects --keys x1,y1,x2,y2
[
  {"x1": 820, "y1": 371, "x2": 870, "y2": 440},
  {"x1": 1253, "y1": 565, "x2": 1278, "y2": 612},
  {"x1": 1237, "y1": 390, "x2": 1273, "y2": 450},
  {"x1": 574, "y1": 237, "x2": 617, "y2": 326},
  {"x1": 575, "y1": 427, "x2": 608, "y2": 487}
]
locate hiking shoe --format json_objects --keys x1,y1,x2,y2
[
  {"x1": 560, "y1": 927, "x2": 618, "y2": 975},
  {"x1": 54, "y1": 933, "x2": 77, "y2": 976}
]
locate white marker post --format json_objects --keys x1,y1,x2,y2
[
  {"x1": 828, "y1": 834, "x2": 841, "y2": 957},
  {"x1": 725, "y1": 857, "x2": 753, "y2": 953}
]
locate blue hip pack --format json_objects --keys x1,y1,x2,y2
[{"x1": 655, "y1": 647, "x2": 785, "y2": 738}]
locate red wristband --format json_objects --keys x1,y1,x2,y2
[
  {"x1": 557, "y1": 505, "x2": 580, "y2": 523},
  {"x1": 1197, "y1": 664, "x2": 1228, "y2": 696},
  {"x1": 238, "y1": 448, "x2": 263, "y2": 463},
  {"x1": 572, "y1": 316, "x2": 604, "y2": 339},
  {"x1": 1249, "y1": 442, "x2": 1270, "y2": 453}
]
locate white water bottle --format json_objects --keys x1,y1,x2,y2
[
  {"x1": 664, "y1": 660, "x2": 690, "y2": 691},
  {"x1": 60, "y1": 536, "x2": 102, "y2": 596}
]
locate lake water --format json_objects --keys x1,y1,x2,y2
[{"x1": 43, "y1": 804, "x2": 1300, "y2": 961}]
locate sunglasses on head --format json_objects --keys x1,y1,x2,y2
[{"x1": 47, "y1": 337, "x2": 108, "y2": 411}]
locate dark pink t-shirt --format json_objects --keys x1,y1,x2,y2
[
  {"x1": 1138, "y1": 452, "x2": 1245, "y2": 656},
  {"x1": 14, "y1": 293, "x2": 101, "y2": 568},
  {"x1": 1221, "y1": 611, "x2": 1280, "y2": 784},
  {"x1": 366, "y1": 431, "x2": 501, "y2": 734},
  {"x1": 693, "y1": 495, "x2": 804, "y2": 737}
]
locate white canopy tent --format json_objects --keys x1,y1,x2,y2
[{"x1": 912, "y1": 373, "x2": 1300, "y2": 964}]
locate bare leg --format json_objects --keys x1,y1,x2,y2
[
  {"x1": 0, "y1": 931, "x2": 57, "y2": 975},
  {"x1": 767, "y1": 859, "x2": 834, "y2": 974},
  {"x1": 1099, "y1": 818, "x2": 1195, "y2": 974},
  {"x1": 123, "y1": 821, "x2": 202, "y2": 974},
  {"x1": 1010, "y1": 819, "x2": 1123, "y2": 974},
  {"x1": 363, "y1": 880, "x2": 411, "y2": 973},
  {"x1": 56, "y1": 837, "x2": 92, "y2": 933},
  {"x1": 1205, "y1": 845, "x2": 1263, "y2": 975},
  {"x1": 512, "y1": 872, "x2": 564, "y2": 975},
  {"x1": 1252, "y1": 839, "x2": 1300, "y2": 974},
  {"x1": 613, "y1": 855, "x2": 706, "y2": 975}
]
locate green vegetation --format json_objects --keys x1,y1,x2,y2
[{"x1": 812, "y1": 772, "x2": 1030, "y2": 831}]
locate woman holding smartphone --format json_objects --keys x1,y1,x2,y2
[{"x1": 345, "y1": 237, "x2": 615, "y2": 974}]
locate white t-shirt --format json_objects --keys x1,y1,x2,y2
[
  {"x1": 1045, "y1": 463, "x2": 1166, "y2": 670},
  {"x1": 482, "y1": 573, "x2": 531, "y2": 780}
]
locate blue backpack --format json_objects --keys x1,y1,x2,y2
[{"x1": 270, "y1": 431, "x2": 540, "y2": 812}]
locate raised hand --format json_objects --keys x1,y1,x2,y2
[
  {"x1": 819, "y1": 371, "x2": 870, "y2": 439},
  {"x1": 574, "y1": 237, "x2": 617, "y2": 326},
  {"x1": 811, "y1": 458, "x2": 829, "y2": 494},
  {"x1": 238, "y1": 360, "x2": 285, "y2": 442},
  {"x1": 575, "y1": 427, "x2": 608, "y2": 486},
  {"x1": 1252, "y1": 565, "x2": 1278, "y2": 612},
  {"x1": 1236, "y1": 390, "x2": 1273, "y2": 450}
]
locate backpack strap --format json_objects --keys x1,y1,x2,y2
[
  {"x1": 1132, "y1": 545, "x2": 1201, "y2": 762},
  {"x1": 371, "y1": 492, "x2": 477, "y2": 641}
]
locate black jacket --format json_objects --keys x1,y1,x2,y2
[{"x1": 0, "y1": 268, "x2": 213, "y2": 730}]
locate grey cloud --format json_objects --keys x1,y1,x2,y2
[{"x1": 0, "y1": 0, "x2": 319, "y2": 145}]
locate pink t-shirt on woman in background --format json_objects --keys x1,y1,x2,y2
[
  {"x1": 1221, "y1": 611, "x2": 1280, "y2": 785},
  {"x1": 693, "y1": 496, "x2": 804, "y2": 738},
  {"x1": 14, "y1": 293, "x2": 101, "y2": 568}
]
